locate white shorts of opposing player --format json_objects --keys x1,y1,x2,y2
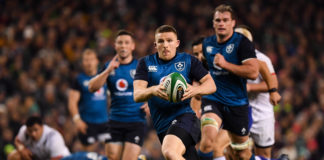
[{"x1": 249, "y1": 117, "x2": 275, "y2": 147}]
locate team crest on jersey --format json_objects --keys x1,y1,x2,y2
[
  {"x1": 226, "y1": 43, "x2": 234, "y2": 54},
  {"x1": 130, "y1": 69, "x2": 136, "y2": 79},
  {"x1": 206, "y1": 46, "x2": 214, "y2": 54},
  {"x1": 175, "y1": 62, "x2": 185, "y2": 71},
  {"x1": 116, "y1": 79, "x2": 128, "y2": 91},
  {"x1": 148, "y1": 66, "x2": 157, "y2": 72}
]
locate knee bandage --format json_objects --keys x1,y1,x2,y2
[
  {"x1": 230, "y1": 138, "x2": 253, "y2": 150},
  {"x1": 201, "y1": 117, "x2": 219, "y2": 130}
]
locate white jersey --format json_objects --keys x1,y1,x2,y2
[
  {"x1": 17, "y1": 124, "x2": 71, "y2": 160},
  {"x1": 247, "y1": 50, "x2": 275, "y2": 121}
]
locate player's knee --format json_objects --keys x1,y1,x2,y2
[
  {"x1": 162, "y1": 148, "x2": 179, "y2": 160},
  {"x1": 201, "y1": 117, "x2": 219, "y2": 131},
  {"x1": 230, "y1": 138, "x2": 252, "y2": 151},
  {"x1": 107, "y1": 153, "x2": 120, "y2": 160},
  {"x1": 230, "y1": 139, "x2": 253, "y2": 160}
]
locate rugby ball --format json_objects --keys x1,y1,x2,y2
[{"x1": 162, "y1": 72, "x2": 187, "y2": 103}]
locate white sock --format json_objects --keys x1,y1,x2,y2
[{"x1": 213, "y1": 156, "x2": 226, "y2": 160}]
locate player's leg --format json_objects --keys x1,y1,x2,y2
[
  {"x1": 121, "y1": 122, "x2": 146, "y2": 160},
  {"x1": 162, "y1": 113, "x2": 201, "y2": 160},
  {"x1": 213, "y1": 129, "x2": 231, "y2": 159},
  {"x1": 105, "y1": 142, "x2": 123, "y2": 160},
  {"x1": 228, "y1": 133, "x2": 252, "y2": 160},
  {"x1": 199, "y1": 99, "x2": 223, "y2": 160},
  {"x1": 162, "y1": 134, "x2": 186, "y2": 160},
  {"x1": 121, "y1": 142, "x2": 142, "y2": 160},
  {"x1": 78, "y1": 123, "x2": 99, "y2": 152},
  {"x1": 104, "y1": 120, "x2": 124, "y2": 160},
  {"x1": 225, "y1": 105, "x2": 253, "y2": 160},
  {"x1": 250, "y1": 118, "x2": 275, "y2": 159}
]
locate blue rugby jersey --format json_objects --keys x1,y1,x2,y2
[
  {"x1": 135, "y1": 52, "x2": 208, "y2": 134},
  {"x1": 202, "y1": 32, "x2": 256, "y2": 106},
  {"x1": 103, "y1": 59, "x2": 146, "y2": 122},
  {"x1": 71, "y1": 72, "x2": 108, "y2": 123}
]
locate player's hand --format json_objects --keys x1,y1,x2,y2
[
  {"x1": 19, "y1": 148, "x2": 33, "y2": 160},
  {"x1": 182, "y1": 84, "x2": 198, "y2": 101},
  {"x1": 140, "y1": 103, "x2": 150, "y2": 117},
  {"x1": 246, "y1": 84, "x2": 251, "y2": 92},
  {"x1": 107, "y1": 55, "x2": 120, "y2": 73},
  {"x1": 214, "y1": 53, "x2": 227, "y2": 68},
  {"x1": 270, "y1": 91, "x2": 281, "y2": 106},
  {"x1": 75, "y1": 119, "x2": 88, "y2": 134},
  {"x1": 152, "y1": 83, "x2": 168, "y2": 101}
]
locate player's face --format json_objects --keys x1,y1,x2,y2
[
  {"x1": 192, "y1": 43, "x2": 203, "y2": 61},
  {"x1": 115, "y1": 35, "x2": 135, "y2": 60},
  {"x1": 213, "y1": 11, "x2": 235, "y2": 39},
  {"x1": 155, "y1": 32, "x2": 180, "y2": 61},
  {"x1": 82, "y1": 52, "x2": 99, "y2": 75},
  {"x1": 27, "y1": 124, "x2": 44, "y2": 141}
]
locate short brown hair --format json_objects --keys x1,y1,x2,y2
[
  {"x1": 82, "y1": 49, "x2": 97, "y2": 59},
  {"x1": 115, "y1": 30, "x2": 135, "y2": 40},
  {"x1": 155, "y1": 25, "x2": 178, "y2": 37},
  {"x1": 214, "y1": 4, "x2": 236, "y2": 20}
]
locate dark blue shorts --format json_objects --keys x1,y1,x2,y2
[
  {"x1": 201, "y1": 98, "x2": 251, "y2": 136},
  {"x1": 158, "y1": 113, "x2": 200, "y2": 160},
  {"x1": 78, "y1": 122, "x2": 109, "y2": 145},
  {"x1": 105, "y1": 120, "x2": 146, "y2": 146}
]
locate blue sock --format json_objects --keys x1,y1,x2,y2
[
  {"x1": 198, "y1": 150, "x2": 213, "y2": 160},
  {"x1": 249, "y1": 153, "x2": 256, "y2": 160},
  {"x1": 255, "y1": 155, "x2": 269, "y2": 160}
]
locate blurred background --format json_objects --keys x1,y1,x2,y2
[{"x1": 0, "y1": 0, "x2": 323, "y2": 159}]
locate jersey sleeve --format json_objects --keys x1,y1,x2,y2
[
  {"x1": 256, "y1": 52, "x2": 275, "y2": 74},
  {"x1": 47, "y1": 131, "x2": 70, "y2": 158},
  {"x1": 189, "y1": 55, "x2": 209, "y2": 81},
  {"x1": 70, "y1": 77, "x2": 81, "y2": 91},
  {"x1": 134, "y1": 58, "x2": 148, "y2": 81},
  {"x1": 237, "y1": 36, "x2": 256, "y2": 62},
  {"x1": 16, "y1": 125, "x2": 27, "y2": 143},
  {"x1": 99, "y1": 61, "x2": 110, "y2": 73}
]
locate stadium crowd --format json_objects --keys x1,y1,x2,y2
[{"x1": 0, "y1": 0, "x2": 323, "y2": 159}]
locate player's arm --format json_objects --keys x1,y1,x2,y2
[
  {"x1": 68, "y1": 88, "x2": 87, "y2": 134},
  {"x1": 88, "y1": 55, "x2": 119, "y2": 92},
  {"x1": 133, "y1": 58, "x2": 168, "y2": 102},
  {"x1": 247, "y1": 60, "x2": 272, "y2": 92},
  {"x1": 247, "y1": 59, "x2": 281, "y2": 105},
  {"x1": 133, "y1": 80, "x2": 168, "y2": 102},
  {"x1": 15, "y1": 127, "x2": 33, "y2": 160},
  {"x1": 183, "y1": 56, "x2": 216, "y2": 100},
  {"x1": 215, "y1": 54, "x2": 259, "y2": 80},
  {"x1": 214, "y1": 37, "x2": 259, "y2": 79}
]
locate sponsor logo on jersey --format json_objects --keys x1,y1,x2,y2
[
  {"x1": 130, "y1": 69, "x2": 136, "y2": 79},
  {"x1": 175, "y1": 62, "x2": 185, "y2": 71},
  {"x1": 206, "y1": 46, "x2": 214, "y2": 54},
  {"x1": 116, "y1": 79, "x2": 128, "y2": 91},
  {"x1": 148, "y1": 66, "x2": 157, "y2": 72},
  {"x1": 93, "y1": 87, "x2": 106, "y2": 100},
  {"x1": 226, "y1": 43, "x2": 234, "y2": 54}
]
